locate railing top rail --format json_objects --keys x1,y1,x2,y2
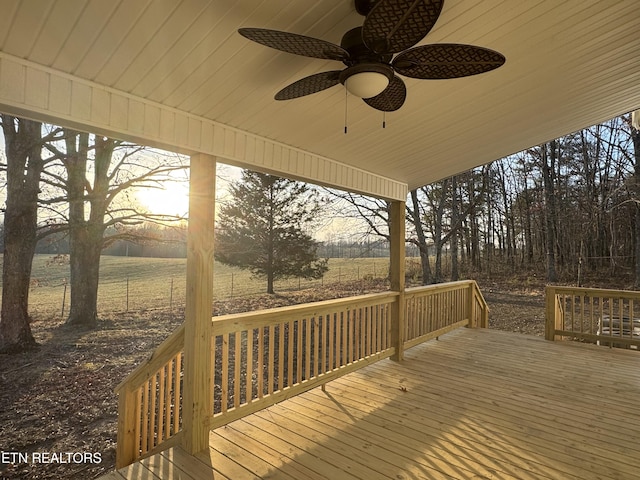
[
  {"x1": 115, "y1": 323, "x2": 185, "y2": 394},
  {"x1": 405, "y1": 280, "x2": 475, "y2": 297},
  {"x1": 548, "y1": 285, "x2": 640, "y2": 299},
  {"x1": 211, "y1": 291, "x2": 400, "y2": 334},
  {"x1": 472, "y1": 281, "x2": 490, "y2": 312}
]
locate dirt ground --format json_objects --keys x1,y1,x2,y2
[{"x1": 0, "y1": 279, "x2": 546, "y2": 479}]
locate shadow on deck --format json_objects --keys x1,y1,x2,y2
[{"x1": 101, "y1": 328, "x2": 639, "y2": 479}]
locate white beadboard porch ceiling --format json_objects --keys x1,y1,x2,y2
[{"x1": 0, "y1": 0, "x2": 639, "y2": 192}]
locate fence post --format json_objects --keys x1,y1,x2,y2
[
  {"x1": 170, "y1": 277, "x2": 174, "y2": 312},
  {"x1": 61, "y1": 282, "x2": 67, "y2": 319}
]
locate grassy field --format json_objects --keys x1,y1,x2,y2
[{"x1": 3, "y1": 254, "x2": 397, "y2": 320}]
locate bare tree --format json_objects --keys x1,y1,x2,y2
[
  {"x1": 43, "y1": 130, "x2": 188, "y2": 327},
  {"x1": 0, "y1": 116, "x2": 61, "y2": 352}
]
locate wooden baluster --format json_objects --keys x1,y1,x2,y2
[
  {"x1": 221, "y1": 333, "x2": 229, "y2": 413},
  {"x1": 211, "y1": 337, "x2": 218, "y2": 415},
  {"x1": 164, "y1": 363, "x2": 172, "y2": 439},
  {"x1": 287, "y1": 321, "x2": 294, "y2": 387},
  {"x1": 329, "y1": 314, "x2": 335, "y2": 371},
  {"x1": 305, "y1": 318, "x2": 311, "y2": 381},
  {"x1": 372, "y1": 305, "x2": 378, "y2": 354},
  {"x1": 419, "y1": 294, "x2": 424, "y2": 334},
  {"x1": 313, "y1": 317, "x2": 320, "y2": 377},
  {"x1": 619, "y1": 298, "x2": 624, "y2": 342},
  {"x1": 341, "y1": 311, "x2": 348, "y2": 366},
  {"x1": 278, "y1": 323, "x2": 284, "y2": 391},
  {"x1": 234, "y1": 332, "x2": 241, "y2": 408},
  {"x1": 258, "y1": 327, "x2": 264, "y2": 399},
  {"x1": 134, "y1": 388, "x2": 141, "y2": 455},
  {"x1": 381, "y1": 304, "x2": 387, "y2": 350},
  {"x1": 321, "y1": 316, "x2": 327, "y2": 374},
  {"x1": 629, "y1": 299, "x2": 634, "y2": 341},
  {"x1": 296, "y1": 319, "x2": 303, "y2": 383},
  {"x1": 268, "y1": 325, "x2": 275, "y2": 395},
  {"x1": 246, "y1": 329, "x2": 254, "y2": 404},
  {"x1": 360, "y1": 308, "x2": 367, "y2": 359},
  {"x1": 157, "y1": 367, "x2": 165, "y2": 443},
  {"x1": 354, "y1": 308, "x2": 361, "y2": 361},
  {"x1": 140, "y1": 382, "x2": 149, "y2": 454},
  {"x1": 174, "y1": 353, "x2": 181, "y2": 434},
  {"x1": 148, "y1": 374, "x2": 157, "y2": 452}
]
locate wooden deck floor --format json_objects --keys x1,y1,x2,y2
[{"x1": 102, "y1": 328, "x2": 640, "y2": 479}]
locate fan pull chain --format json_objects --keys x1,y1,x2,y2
[
  {"x1": 383, "y1": 112, "x2": 386, "y2": 129},
  {"x1": 344, "y1": 88, "x2": 348, "y2": 134}
]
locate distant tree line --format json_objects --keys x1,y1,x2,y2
[
  {"x1": 408, "y1": 115, "x2": 640, "y2": 285},
  {"x1": 334, "y1": 114, "x2": 640, "y2": 286},
  {"x1": 26, "y1": 229, "x2": 423, "y2": 260}
]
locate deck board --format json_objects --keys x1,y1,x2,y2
[{"x1": 105, "y1": 328, "x2": 640, "y2": 479}]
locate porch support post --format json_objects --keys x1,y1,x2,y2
[
  {"x1": 182, "y1": 153, "x2": 215, "y2": 454},
  {"x1": 390, "y1": 200, "x2": 406, "y2": 361}
]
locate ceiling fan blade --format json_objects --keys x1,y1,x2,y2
[
  {"x1": 275, "y1": 71, "x2": 342, "y2": 100},
  {"x1": 363, "y1": 76, "x2": 406, "y2": 111},
  {"x1": 362, "y1": 0, "x2": 444, "y2": 54},
  {"x1": 239, "y1": 28, "x2": 349, "y2": 61},
  {"x1": 393, "y1": 44, "x2": 506, "y2": 79}
]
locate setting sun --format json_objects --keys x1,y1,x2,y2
[{"x1": 135, "y1": 180, "x2": 190, "y2": 217}]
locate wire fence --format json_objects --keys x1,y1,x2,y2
[{"x1": 20, "y1": 256, "x2": 402, "y2": 320}]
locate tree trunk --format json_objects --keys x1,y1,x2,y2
[
  {"x1": 67, "y1": 225, "x2": 103, "y2": 326},
  {"x1": 0, "y1": 116, "x2": 42, "y2": 353},
  {"x1": 433, "y1": 179, "x2": 449, "y2": 283},
  {"x1": 542, "y1": 142, "x2": 558, "y2": 282},
  {"x1": 1, "y1": 208, "x2": 38, "y2": 351},
  {"x1": 267, "y1": 182, "x2": 275, "y2": 294},
  {"x1": 409, "y1": 189, "x2": 432, "y2": 285},
  {"x1": 266, "y1": 268, "x2": 275, "y2": 295},
  {"x1": 632, "y1": 124, "x2": 640, "y2": 288},
  {"x1": 64, "y1": 133, "x2": 113, "y2": 327},
  {"x1": 450, "y1": 176, "x2": 459, "y2": 281}
]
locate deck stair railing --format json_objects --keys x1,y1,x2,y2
[
  {"x1": 114, "y1": 325, "x2": 185, "y2": 467},
  {"x1": 546, "y1": 286, "x2": 640, "y2": 349},
  {"x1": 404, "y1": 281, "x2": 488, "y2": 349},
  {"x1": 115, "y1": 280, "x2": 488, "y2": 468}
]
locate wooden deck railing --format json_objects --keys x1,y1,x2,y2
[
  {"x1": 114, "y1": 325, "x2": 185, "y2": 467},
  {"x1": 209, "y1": 291, "x2": 398, "y2": 429},
  {"x1": 546, "y1": 286, "x2": 640, "y2": 349},
  {"x1": 115, "y1": 280, "x2": 489, "y2": 467},
  {"x1": 404, "y1": 280, "x2": 488, "y2": 349}
]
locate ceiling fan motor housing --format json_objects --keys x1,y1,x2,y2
[
  {"x1": 340, "y1": 27, "x2": 392, "y2": 65},
  {"x1": 355, "y1": 0, "x2": 378, "y2": 16}
]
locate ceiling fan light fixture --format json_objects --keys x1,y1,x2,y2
[
  {"x1": 339, "y1": 63, "x2": 393, "y2": 98},
  {"x1": 345, "y1": 72, "x2": 389, "y2": 98}
]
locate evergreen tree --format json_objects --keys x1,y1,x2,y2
[{"x1": 215, "y1": 171, "x2": 328, "y2": 294}]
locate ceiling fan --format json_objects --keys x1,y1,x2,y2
[{"x1": 238, "y1": 0, "x2": 505, "y2": 112}]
